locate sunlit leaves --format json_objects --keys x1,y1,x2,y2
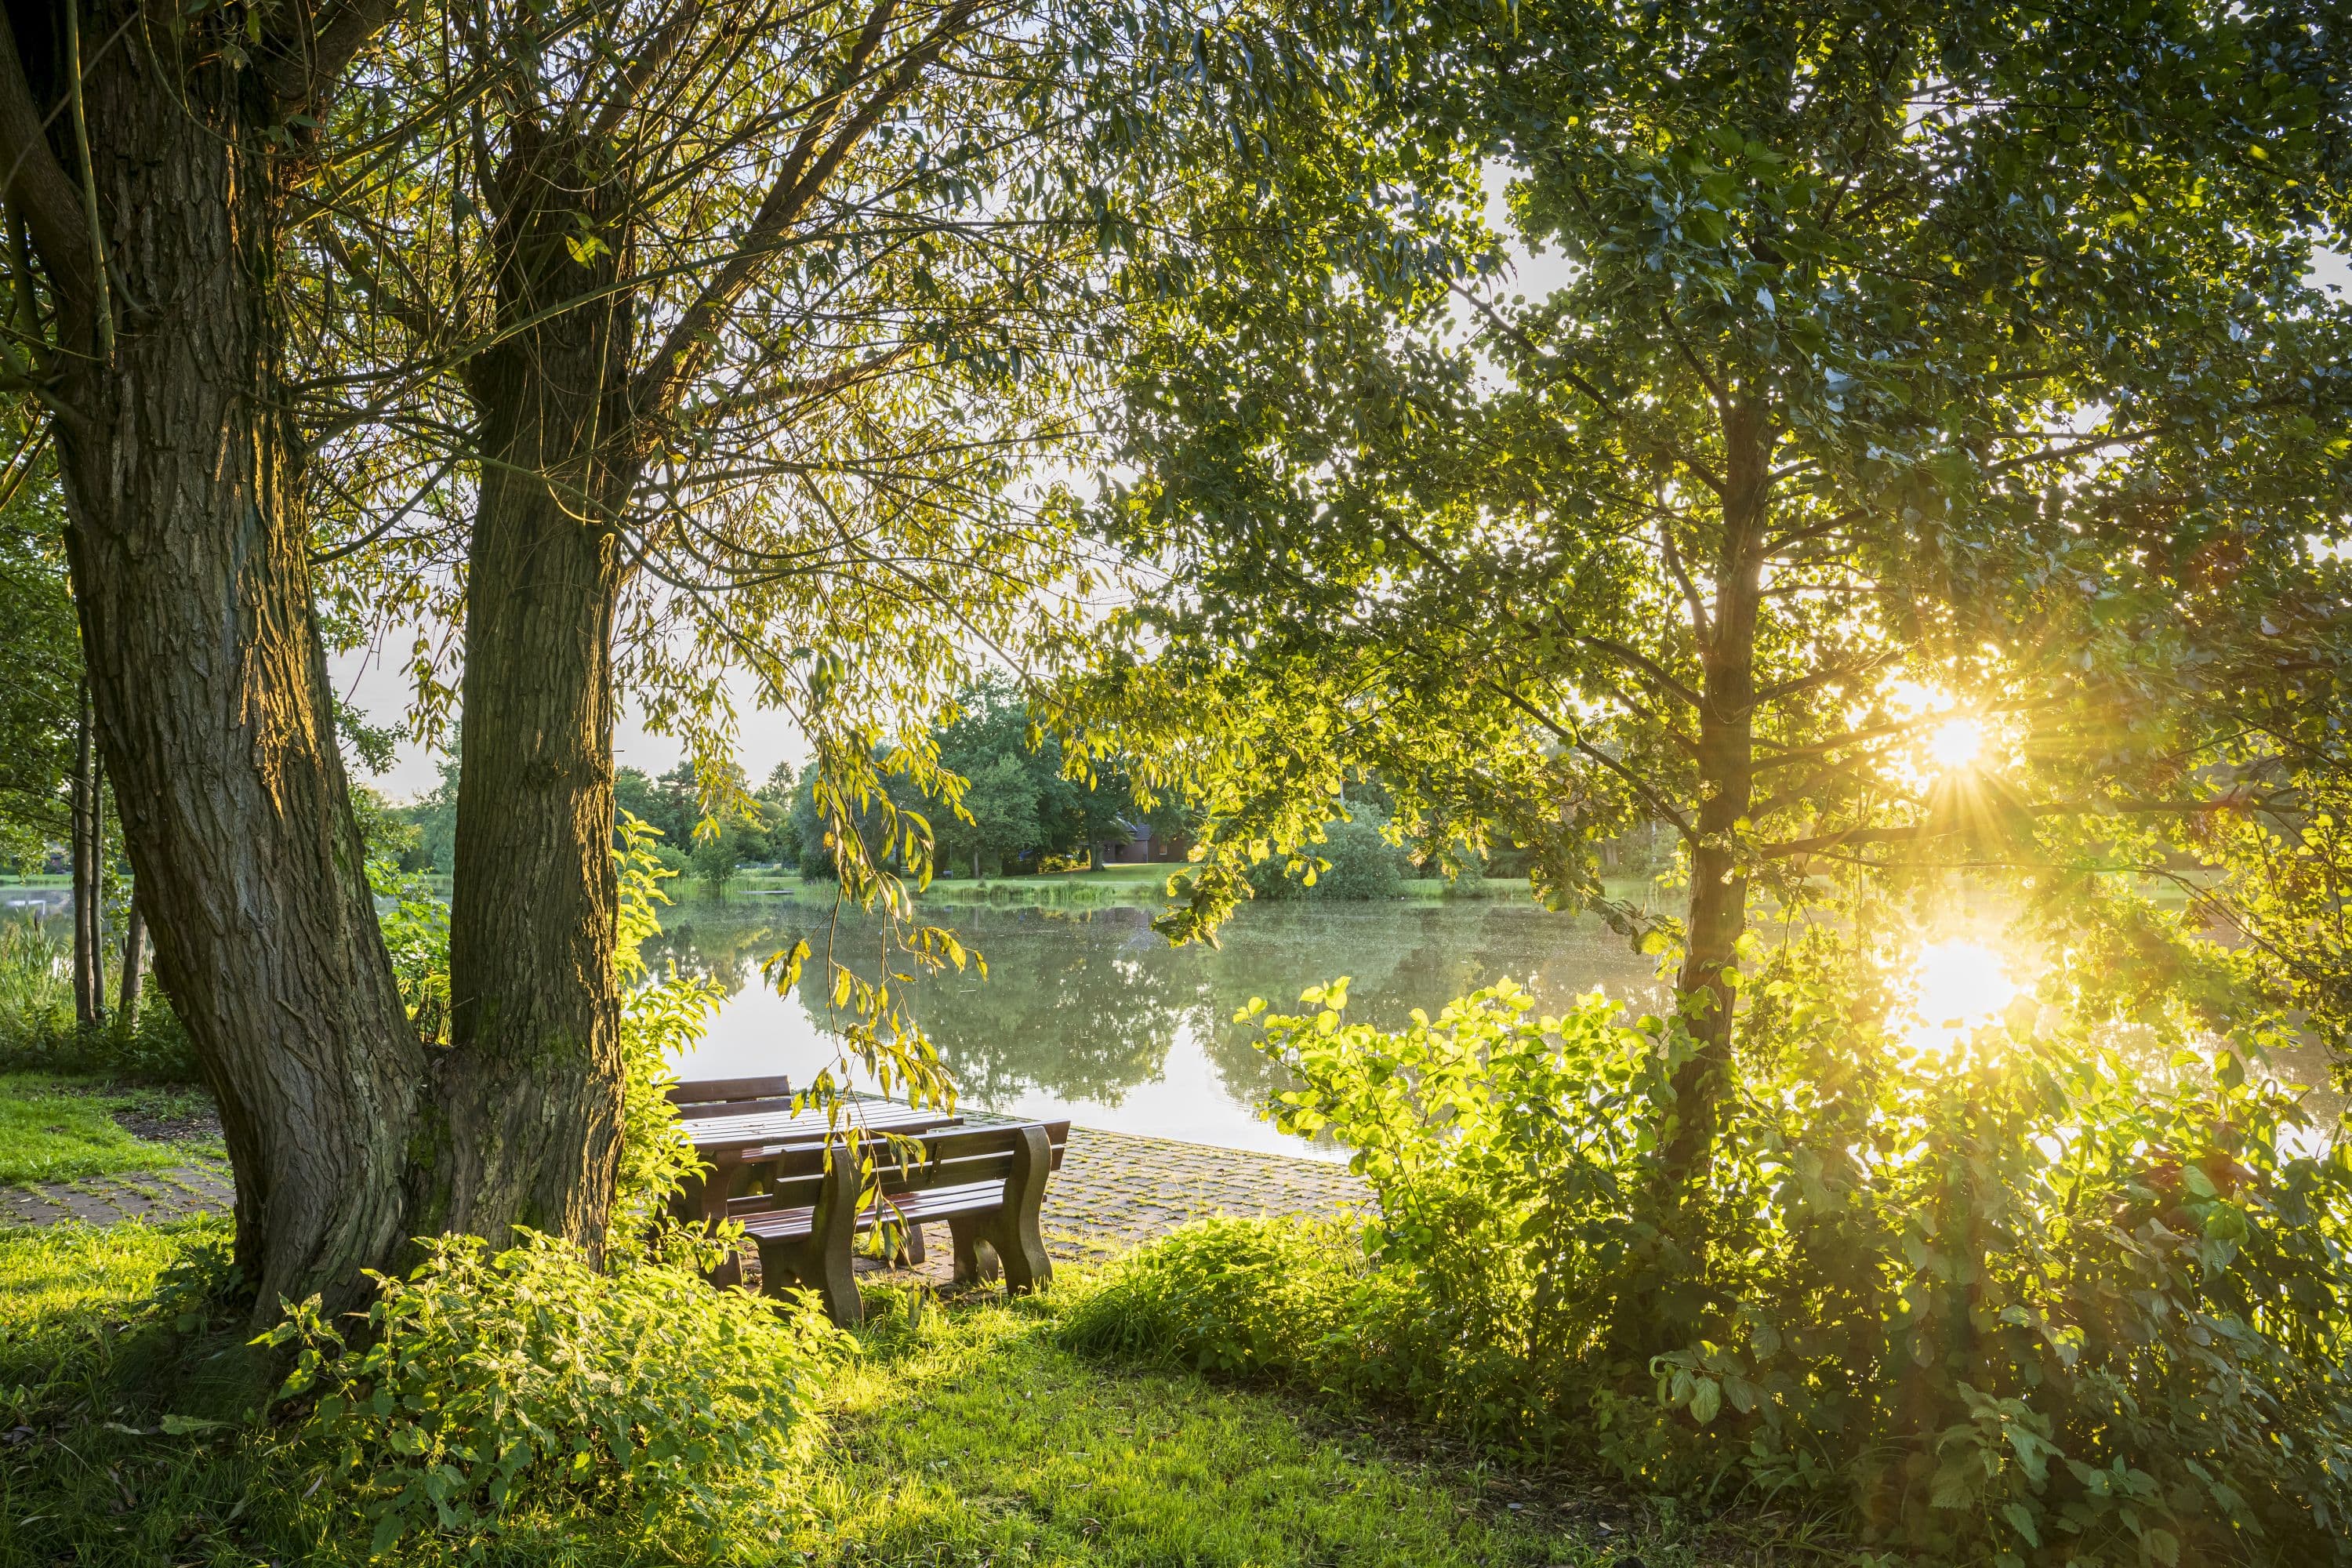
[{"x1": 1082, "y1": 0, "x2": 2352, "y2": 1075}]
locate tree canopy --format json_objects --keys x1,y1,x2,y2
[{"x1": 1085, "y1": 0, "x2": 2352, "y2": 1191}]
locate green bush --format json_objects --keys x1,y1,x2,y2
[
  {"x1": 1246, "y1": 804, "x2": 1410, "y2": 902},
  {"x1": 1079, "y1": 966, "x2": 2352, "y2": 1566},
  {"x1": 0, "y1": 912, "x2": 68, "y2": 1039},
  {"x1": 610, "y1": 815, "x2": 722, "y2": 1235},
  {"x1": 262, "y1": 1229, "x2": 845, "y2": 1558},
  {"x1": 0, "y1": 912, "x2": 201, "y2": 1080},
  {"x1": 1061, "y1": 1215, "x2": 1414, "y2": 1388}
]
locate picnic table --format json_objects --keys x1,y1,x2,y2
[
  {"x1": 670, "y1": 1076, "x2": 961, "y2": 1287},
  {"x1": 666, "y1": 1073, "x2": 1064, "y2": 1321}
]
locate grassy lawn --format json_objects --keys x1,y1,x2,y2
[
  {"x1": 804, "y1": 1288, "x2": 1649, "y2": 1566},
  {"x1": 0, "y1": 1220, "x2": 1733, "y2": 1567},
  {"x1": 0, "y1": 1073, "x2": 221, "y2": 1186}
]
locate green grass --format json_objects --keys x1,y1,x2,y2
[
  {"x1": 801, "y1": 1288, "x2": 1640, "y2": 1566},
  {"x1": 0, "y1": 1221, "x2": 1742, "y2": 1567},
  {"x1": 0, "y1": 1073, "x2": 220, "y2": 1185}
]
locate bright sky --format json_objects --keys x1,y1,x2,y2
[{"x1": 331, "y1": 637, "x2": 807, "y2": 801}]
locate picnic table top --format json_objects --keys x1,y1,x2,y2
[{"x1": 680, "y1": 1097, "x2": 961, "y2": 1155}]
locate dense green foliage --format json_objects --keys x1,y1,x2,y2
[
  {"x1": 0, "y1": 478, "x2": 75, "y2": 876},
  {"x1": 792, "y1": 680, "x2": 1169, "y2": 881},
  {"x1": 1083, "y1": 0, "x2": 2352, "y2": 1203},
  {"x1": 1077, "y1": 971, "x2": 2352, "y2": 1565},
  {"x1": 261, "y1": 1230, "x2": 842, "y2": 1557}
]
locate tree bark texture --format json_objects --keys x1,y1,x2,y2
[
  {"x1": 1660, "y1": 397, "x2": 1771, "y2": 1200},
  {"x1": 16, "y1": 12, "x2": 424, "y2": 1313},
  {"x1": 70, "y1": 675, "x2": 100, "y2": 1024},
  {"x1": 429, "y1": 133, "x2": 637, "y2": 1247},
  {"x1": 116, "y1": 895, "x2": 144, "y2": 1026}
]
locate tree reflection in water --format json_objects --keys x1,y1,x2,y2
[{"x1": 654, "y1": 896, "x2": 1662, "y2": 1152}]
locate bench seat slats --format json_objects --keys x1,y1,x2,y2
[
  {"x1": 737, "y1": 1180, "x2": 1013, "y2": 1242},
  {"x1": 671, "y1": 1075, "x2": 800, "y2": 1124},
  {"x1": 764, "y1": 1131, "x2": 1067, "y2": 1210}
]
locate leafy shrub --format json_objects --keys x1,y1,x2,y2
[
  {"x1": 0, "y1": 913, "x2": 69, "y2": 1040},
  {"x1": 0, "y1": 913, "x2": 201, "y2": 1080},
  {"x1": 1246, "y1": 804, "x2": 1410, "y2": 901},
  {"x1": 263, "y1": 1229, "x2": 844, "y2": 1558},
  {"x1": 369, "y1": 860, "x2": 452, "y2": 1047},
  {"x1": 1082, "y1": 964, "x2": 2352, "y2": 1566},
  {"x1": 1062, "y1": 1215, "x2": 1424, "y2": 1392},
  {"x1": 611, "y1": 815, "x2": 722, "y2": 1234}
]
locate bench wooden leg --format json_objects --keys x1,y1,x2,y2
[
  {"x1": 947, "y1": 1215, "x2": 1000, "y2": 1285},
  {"x1": 996, "y1": 1123, "x2": 1053, "y2": 1294},
  {"x1": 757, "y1": 1146, "x2": 863, "y2": 1327},
  {"x1": 943, "y1": 1125, "x2": 1053, "y2": 1295},
  {"x1": 897, "y1": 1221, "x2": 925, "y2": 1267}
]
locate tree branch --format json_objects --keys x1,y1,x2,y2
[
  {"x1": 264, "y1": 0, "x2": 408, "y2": 116},
  {"x1": 1452, "y1": 282, "x2": 1728, "y2": 499},
  {"x1": 588, "y1": 0, "x2": 708, "y2": 143},
  {"x1": 0, "y1": 15, "x2": 95, "y2": 315},
  {"x1": 1569, "y1": 626, "x2": 1703, "y2": 711},
  {"x1": 1479, "y1": 678, "x2": 1697, "y2": 844},
  {"x1": 629, "y1": 0, "x2": 979, "y2": 424}
]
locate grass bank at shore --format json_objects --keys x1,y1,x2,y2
[{"x1": 724, "y1": 867, "x2": 1660, "y2": 912}]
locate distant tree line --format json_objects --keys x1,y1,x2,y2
[{"x1": 379, "y1": 681, "x2": 1669, "y2": 902}]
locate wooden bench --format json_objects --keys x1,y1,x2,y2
[
  {"x1": 669, "y1": 1084, "x2": 962, "y2": 1290},
  {"x1": 733, "y1": 1120, "x2": 1069, "y2": 1326},
  {"x1": 668, "y1": 1073, "x2": 797, "y2": 1120}
]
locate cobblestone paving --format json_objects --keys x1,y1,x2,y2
[
  {"x1": 1040, "y1": 1128, "x2": 1368, "y2": 1261},
  {"x1": 2, "y1": 1129, "x2": 1366, "y2": 1276},
  {"x1": 865, "y1": 1127, "x2": 1370, "y2": 1289},
  {"x1": 3, "y1": 1161, "x2": 234, "y2": 1227}
]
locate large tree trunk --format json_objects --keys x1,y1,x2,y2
[
  {"x1": 424, "y1": 132, "x2": 635, "y2": 1246},
  {"x1": 29, "y1": 20, "x2": 424, "y2": 1314},
  {"x1": 1657, "y1": 397, "x2": 1770, "y2": 1203}
]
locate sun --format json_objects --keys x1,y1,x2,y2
[
  {"x1": 1926, "y1": 715, "x2": 1987, "y2": 771},
  {"x1": 1902, "y1": 939, "x2": 2019, "y2": 1052}
]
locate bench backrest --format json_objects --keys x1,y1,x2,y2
[
  {"x1": 670, "y1": 1074, "x2": 797, "y2": 1120},
  {"x1": 746, "y1": 1120, "x2": 1069, "y2": 1215}
]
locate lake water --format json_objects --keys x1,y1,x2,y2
[{"x1": 652, "y1": 895, "x2": 1664, "y2": 1160}]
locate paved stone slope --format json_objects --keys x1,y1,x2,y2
[
  {"x1": 3, "y1": 1128, "x2": 1370, "y2": 1270},
  {"x1": 4, "y1": 1161, "x2": 233, "y2": 1227}
]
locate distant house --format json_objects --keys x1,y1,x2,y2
[{"x1": 1095, "y1": 819, "x2": 1191, "y2": 866}]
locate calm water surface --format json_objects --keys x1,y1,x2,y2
[{"x1": 654, "y1": 895, "x2": 1662, "y2": 1159}]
